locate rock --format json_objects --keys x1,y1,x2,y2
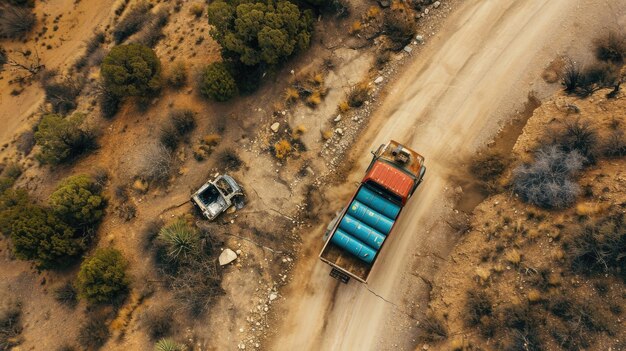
[
  {"x1": 270, "y1": 122, "x2": 280, "y2": 132},
  {"x1": 374, "y1": 76, "x2": 384, "y2": 84},
  {"x1": 415, "y1": 35, "x2": 424, "y2": 43},
  {"x1": 334, "y1": 115, "x2": 342, "y2": 122},
  {"x1": 454, "y1": 186, "x2": 463, "y2": 194},
  {"x1": 236, "y1": 249, "x2": 242, "y2": 255},
  {"x1": 403, "y1": 45, "x2": 413, "y2": 53},
  {"x1": 424, "y1": 8, "x2": 429, "y2": 15},
  {"x1": 378, "y1": 0, "x2": 390, "y2": 7},
  {"x1": 269, "y1": 293, "x2": 278, "y2": 301},
  {"x1": 334, "y1": 128, "x2": 344, "y2": 135},
  {"x1": 433, "y1": 1, "x2": 441, "y2": 8},
  {"x1": 219, "y1": 249, "x2": 238, "y2": 265}
]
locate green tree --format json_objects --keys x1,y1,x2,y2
[
  {"x1": 76, "y1": 248, "x2": 129, "y2": 303},
  {"x1": 10, "y1": 206, "x2": 83, "y2": 268},
  {"x1": 207, "y1": 0, "x2": 312, "y2": 67},
  {"x1": 199, "y1": 62, "x2": 238, "y2": 101},
  {"x1": 49, "y1": 174, "x2": 106, "y2": 227},
  {"x1": 0, "y1": 188, "x2": 30, "y2": 236},
  {"x1": 34, "y1": 113, "x2": 96, "y2": 164},
  {"x1": 101, "y1": 43, "x2": 162, "y2": 98}
]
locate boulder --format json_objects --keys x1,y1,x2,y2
[{"x1": 219, "y1": 248, "x2": 238, "y2": 265}]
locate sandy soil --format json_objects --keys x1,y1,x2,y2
[{"x1": 268, "y1": 0, "x2": 626, "y2": 350}]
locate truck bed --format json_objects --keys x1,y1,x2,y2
[{"x1": 319, "y1": 183, "x2": 402, "y2": 282}]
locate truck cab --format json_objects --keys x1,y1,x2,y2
[{"x1": 319, "y1": 140, "x2": 426, "y2": 283}]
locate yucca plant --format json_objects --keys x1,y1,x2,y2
[
  {"x1": 158, "y1": 220, "x2": 199, "y2": 261},
  {"x1": 155, "y1": 338, "x2": 186, "y2": 351}
]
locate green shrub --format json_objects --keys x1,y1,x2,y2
[
  {"x1": 155, "y1": 338, "x2": 186, "y2": 351},
  {"x1": 207, "y1": 0, "x2": 313, "y2": 67},
  {"x1": 200, "y1": 62, "x2": 237, "y2": 101},
  {"x1": 101, "y1": 43, "x2": 162, "y2": 98},
  {"x1": 158, "y1": 220, "x2": 199, "y2": 262},
  {"x1": 10, "y1": 206, "x2": 83, "y2": 268},
  {"x1": 34, "y1": 113, "x2": 96, "y2": 164},
  {"x1": 76, "y1": 248, "x2": 129, "y2": 303},
  {"x1": 49, "y1": 174, "x2": 106, "y2": 227},
  {"x1": 0, "y1": 188, "x2": 29, "y2": 235}
]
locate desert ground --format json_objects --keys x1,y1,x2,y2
[{"x1": 0, "y1": 0, "x2": 624, "y2": 350}]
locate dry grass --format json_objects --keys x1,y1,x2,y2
[
  {"x1": 274, "y1": 139, "x2": 292, "y2": 159},
  {"x1": 284, "y1": 87, "x2": 299, "y2": 103},
  {"x1": 338, "y1": 101, "x2": 350, "y2": 113},
  {"x1": 348, "y1": 82, "x2": 370, "y2": 107},
  {"x1": 306, "y1": 91, "x2": 322, "y2": 107},
  {"x1": 349, "y1": 21, "x2": 362, "y2": 35}
]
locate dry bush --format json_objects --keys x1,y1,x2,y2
[
  {"x1": 189, "y1": 3, "x2": 204, "y2": 18},
  {"x1": 170, "y1": 109, "x2": 196, "y2": 136},
  {"x1": 0, "y1": 46, "x2": 7, "y2": 67},
  {"x1": 470, "y1": 149, "x2": 511, "y2": 194},
  {"x1": 15, "y1": 130, "x2": 34, "y2": 155},
  {"x1": 347, "y1": 83, "x2": 370, "y2": 107},
  {"x1": 100, "y1": 89, "x2": 121, "y2": 119},
  {"x1": 54, "y1": 282, "x2": 78, "y2": 308},
  {"x1": 594, "y1": 30, "x2": 626, "y2": 63},
  {"x1": 141, "y1": 306, "x2": 173, "y2": 340},
  {"x1": 167, "y1": 61, "x2": 187, "y2": 88},
  {"x1": 0, "y1": 5, "x2": 35, "y2": 38},
  {"x1": 274, "y1": 139, "x2": 292, "y2": 159},
  {"x1": 78, "y1": 314, "x2": 110, "y2": 350},
  {"x1": 131, "y1": 8, "x2": 169, "y2": 48},
  {"x1": 513, "y1": 145, "x2": 584, "y2": 209},
  {"x1": 113, "y1": 1, "x2": 152, "y2": 44},
  {"x1": 117, "y1": 202, "x2": 136, "y2": 221},
  {"x1": 142, "y1": 219, "x2": 164, "y2": 250},
  {"x1": 562, "y1": 59, "x2": 618, "y2": 97},
  {"x1": 140, "y1": 143, "x2": 175, "y2": 185},
  {"x1": 217, "y1": 149, "x2": 243, "y2": 171},
  {"x1": 553, "y1": 119, "x2": 599, "y2": 165},
  {"x1": 160, "y1": 126, "x2": 179, "y2": 151},
  {"x1": 0, "y1": 297, "x2": 22, "y2": 350},
  {"x1": 419, "y1": 313, "x2": 448, "y2": 342},
  {"x1": 464, "y1": 289, "x2": 492, "y2": 326},
  {"x1": 603, "y1": 130, "x2": 626, "y2": 157},
  {"x1": 75, "y1": 31, "x2": 106, "y2": 70},
  {"x1": 41, "y1": 73, "x2": 84, "y2": 114},
  {"x1": 169, "y1": 258, "x2": 224, "y2": 317},
  {"x1": 566, "y1": 212, "x2": 625, "y2": 281},
  {"x1": 383, "y1": 9, "x2": 416, "y2": 49}
]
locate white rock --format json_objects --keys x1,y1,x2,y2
[
  {"x1": 334, "y1": 128, "x2": 343, "y2": 135},
  {"x1": 415, "y1": 35, "x2": 424, "y2": 43},
  {"x1": 236, "y1": 249, "x2": 242, "y2": 255},
  {"x1": 334, "y1": 115, "x2": 342, "y2": 122},
  {"x1": 424, "y1": 8, "x2": 429, "y2": 15},
  {"x1": 270, "y1": 122, "x2": 280, "y2": 132},
  {"x1": 219, "y1": 248, "x2": 238, "y2": 265},
  {"x1": 403, "y1": 45, "x2": 413, "y2": 53},
  {"x1": 269, "y1": 293, "x2": 278, "y2": 301},
  {"x1": 374, "y1": 76, "x2": 384, "y2": 84},
  {"x1": 433, "y1": 1, "x2": 441, "y2": 8}
]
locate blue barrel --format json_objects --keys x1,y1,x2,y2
[
  {"x1": 331, "y1": 229, "x2": 376, "y2": 263},
  {"x1": 347, "y1": 200, "x2": 394, "y2": 234},
  {"x1": 355, "y1": 187, "x2": 401, "y2": 219},
  {"x1": 339, "y1": 214, "x2": 386, "y2": 249}
]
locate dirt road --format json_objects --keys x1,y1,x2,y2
[{"x1": 269, "y1": 0, "x2": 626, "y2": 350}]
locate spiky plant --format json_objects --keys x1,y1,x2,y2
[
  {"x1": 158, "y1": 220, "x2": 199, "y2": 261},
  {"x1": 155, "y1": 338, "x2": 186, "y2": 351}
]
